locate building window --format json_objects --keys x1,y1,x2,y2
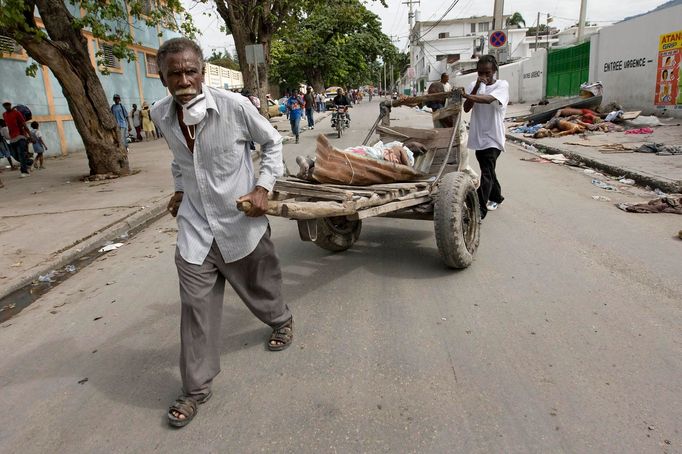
[
  {"x1": 0, "y1": 35, "x2": 21, "y2": 54},
  {"x1": 438, "y1": 32, "x2": 450, "y2": 39},
  {"x1": 145, "y1": 53, "x2": 159, "y2": 77},
  {"x1": 0, "y1": 34, "x2": 26, "y2": 60},
  {"x1": 470, "y1": 23, "x2": 476, "y2": 33},
  {"x1": 478, "y1": 22, "x2": 489, "y2": 32},
  {"x1": 101, "y1": 43, "x2": 121, "y2": 70}
]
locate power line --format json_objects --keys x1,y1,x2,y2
[{"x1": 413, "y1": 0, "x2": 461, "y2": 42}]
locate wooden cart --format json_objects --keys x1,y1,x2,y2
[{"x1": 243, "y1": 91, "x2": 481, "y2": 269}]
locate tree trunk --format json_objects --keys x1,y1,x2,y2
[
  {"x1": 215, "y1": 1, "x2": 274, "y2": 116},
  {"x1": 307, "y1": 68, "x2": 325, "y2": 94},
  {"x1": 14, "y1": 0, "x2": 129, "y2": 176}
]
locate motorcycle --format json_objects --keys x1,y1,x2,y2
[{"x1": 330, "y1": 105, "x2": 350, "y2": 138}]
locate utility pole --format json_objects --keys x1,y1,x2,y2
[
  {"x1": 390, "y1": 64, "x2": 394, "y2": 92},
  {"x1": 534, "y1": 12, "x2": 541, "y2": 52},
  {"x1": 403, "y1": 0, "x2": 420, "y2": 93},
  {"x1": 492, "y1": 0, "x2": 504, "y2": 31},
  {"x1": 383, "y1": 63, "x2": 387, "y2": 97},
  {"x1": 577, "y1": 0, "x2": 588, "y2": 42}
]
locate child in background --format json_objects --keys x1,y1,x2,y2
[{"x1": 30, "y1": 121, "x2": 48, "y2": 169}]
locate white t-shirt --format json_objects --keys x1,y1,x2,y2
[{"x1": 466, "y1": 79, "x2": 509, "y2": 151}]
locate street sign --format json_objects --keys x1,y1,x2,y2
[
  {"x1": 489, "y1": 30, "x2": 507, "y2": 48},
  {"x1": 407, "y1": 67, "x2": 415, "y2": 79},
  {"x1": 245, "y1": 44, "x2": 265, "y2": 65}
]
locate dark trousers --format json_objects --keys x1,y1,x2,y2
[
  {"x1": 290, "y1": 116, "x2": 301, "y2": 138},
  {"x1": 305, "y1": 107, "x2": 314, "y2": 127},
  {"x1": 175, "y1": 229, "x2": 291, "y2": 397},
  {"x1": 10, "y1": 139, "x2": 30, "y2": 174},
  {"x1": 475, "y1": 148, "x2": 504, "y2": 218}
]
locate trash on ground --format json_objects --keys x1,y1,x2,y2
[
  {"x1": 592, "y1": 195, "x2": 611, "y2": 201},
  {"x1": 521, "y1": 143, "x2": 538, "y2": 152},
  {"x1": 119, "y1": 232, "x2": 129, "y2": 239},
  {"x1": 624, "y1": 115, "x2": 662, "y2": 127},
  {"x1": 38, "y1": 271, "x2": 57, "y2": 283},
  {"x1": 521, "y1": 157, "x2": 551, "y2": 163},
  {"x1": 618, "y1": 178, "x2": 635, "y2": 185},
  {"x1": 635, "y1": 143, "x2": 682, "y2": 156},
  {"x1": 10, "y1": 261, "x2": 22, "y2": 267},
  {"x1": 617, "y1": 197, "x2": 682, "y2": 214},
  {"x1": 65, "y1": 264, "x2": 77, "y2": 273},
  {"x1": 78, "y1": 378, "x2": 88, "y2": 385},
  {"x1": 625, "y1": 127, "x2": 654, "y2": 135},
  {"x1": 98, "y1": 243, "x2": 124, "y2": 252},
  {"x1": 538, "y1": 153, "x2": 568, "y2": 164},
  {"x1": 592, "y1": 179, "x2": 617, "y2": 191}
]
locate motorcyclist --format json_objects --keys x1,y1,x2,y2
[{"x1": 331, "y1": 88, "x2": 351, "y2": 128}]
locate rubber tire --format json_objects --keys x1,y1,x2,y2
[
  {"x1": 311, "y1": 217, "x2": 361, "y2": 252},
  {"x1": 434, "y1": 172, "x2": 481, "y2": 269}
]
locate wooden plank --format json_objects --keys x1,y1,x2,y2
[
  {"x1": 621, "y1": 110, "x2": 641, "y2": 120},
  {"x1": 273, "y1": 189, "x2": 351, "y2": 201},
  {"x1": 349, "y1": 196, "x2": 432, "y2": 220}
]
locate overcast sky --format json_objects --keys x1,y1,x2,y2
[{"x1": 186, "y1": 0, "x2": 668, "y2": 58}]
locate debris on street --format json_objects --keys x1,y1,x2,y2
[
  {"x1": 617, "y1": 197, "x2": 682, "y2": 214},
  {"x1": 98, "y1": 243, "x2": 124, "y2": 253}
]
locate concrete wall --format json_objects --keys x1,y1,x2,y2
[
  {"x1": 588, "y1": 4, "x2": 682, "y2": 117},
  {"x1": 451, "y1": 49, "x2": 547, "y2": 104}
]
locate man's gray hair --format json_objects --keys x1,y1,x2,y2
[{"x1": 156, "y1": 37, "x2": 205, "y2": 75}]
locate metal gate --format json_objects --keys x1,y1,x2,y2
[{"x1": 546, "y1": 41, "x2": 590, "y2": 97}]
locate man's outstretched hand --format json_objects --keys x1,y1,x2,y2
[
  {"x1": 237, "y1": 186, "x2": 269, "y2": 217},
  {"x1": 167, "y1": 191, "x2": 183, "y2": 217}
]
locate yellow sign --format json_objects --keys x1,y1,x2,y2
[
  {"x1": 656, "y1": 29, "x2": 682, "y2": 107},
  {"x1": 659, "y1": 30, "x2": 682, "y2": 52}
]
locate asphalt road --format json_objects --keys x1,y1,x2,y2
[{"x1": 1, "y1": 100, "x2": 680, "y2": 453}]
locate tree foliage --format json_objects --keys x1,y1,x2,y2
[
  {"x1": 207, "y1": 50, "x2": 240, "y2": 70},
  {"x1": 211, "y1": 0, "x2": 386, "y2": 109},
  {"x1": 506, "y1": 12, "x2": 526, "y2": 28},
  {"x1": 269, "y1": 0, "x2": 398, "y2": 91}
]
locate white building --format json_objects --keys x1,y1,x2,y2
[{"x1": 408, "y1": 15, "x2": 529, "y2": 92}]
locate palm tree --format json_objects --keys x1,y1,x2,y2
[{"x1": 506, "y1": 12, "x2": 526, "y2": 28}]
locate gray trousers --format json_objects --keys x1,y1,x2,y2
[{"x1": 175, "y1": 228, "x2": 291, "y2": 397}]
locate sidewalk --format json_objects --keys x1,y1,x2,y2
[
  {"x1": 505, "y1": 103, "x2": 682, "y2": 193},
  {"x1": 0, "y1": 139, "x2": 174, "y2": 301},
  {"x1": 0, "y1": 109, "x2": 332, "y2": 302}
]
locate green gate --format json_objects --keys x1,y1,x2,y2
[{"x1": 546, "y1": 41, "x2": 591, "y2": 97}]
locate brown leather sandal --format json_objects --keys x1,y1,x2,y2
[
  {"x1": 268, "y1": 318, "x2": 294, "y2": 351},
  {"x1": 167, "y1": 391, "x2": 212, "y2": 428}
]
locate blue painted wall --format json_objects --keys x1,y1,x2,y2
[
  {"x1": 33, "y1": 121, "x2": 59, "y2": 157},
  {"x1": 0, "y1": 58, "x2": 49, "y2": 116}
]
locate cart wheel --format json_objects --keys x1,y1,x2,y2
[
  {"x1": 309, "y1": 217, "x2": 361, "y2": 252},
  {"x1": 434, "y1": 172, "x2": 480, "y2": 268}
]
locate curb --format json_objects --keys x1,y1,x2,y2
[
  {"x1": 506, "y1": 134, "x2": 682, "y2": 194},
  {"x1": 0, "y1": 196, "x2": 171, "y2": 301}
]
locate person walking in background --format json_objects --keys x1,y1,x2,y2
[
  {"x1": 315, "y1": 91, "x2": 324, "y2": 112},
  {"x1": 303, "y1": 87, "x2": 315, "y2": 130},
  {"x1": 130, "y1": 104, "x2": 142, "y2": 141},
  {"x1": 462, "y1": 55, "x2": 509, "y2": 219},
  {"x1": 29, "y1": 121, "x2": 47, "y2": 169},
  {"x1": 110, "y1": 94, "x2": 130, "y2": 152},
  {"x1": 286, "y1": 89, "x2": 304, "y2": 144},
  {"x1": 141, "y1": 102, "x2": 156, "y2": 140},
  {"x1": 0, "y1": 119, "x2": 17, "y2": 171},
  {"x1": 2, "y1": 101, "x2": 32, "y2": 177}
]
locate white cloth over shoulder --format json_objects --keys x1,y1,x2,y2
[
  {"x1": 466, "y1": 79, "x2": 509, "y2": 152},
  {"x1": 151, "y1": 85, "x2": 283, "y2": 265}
]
